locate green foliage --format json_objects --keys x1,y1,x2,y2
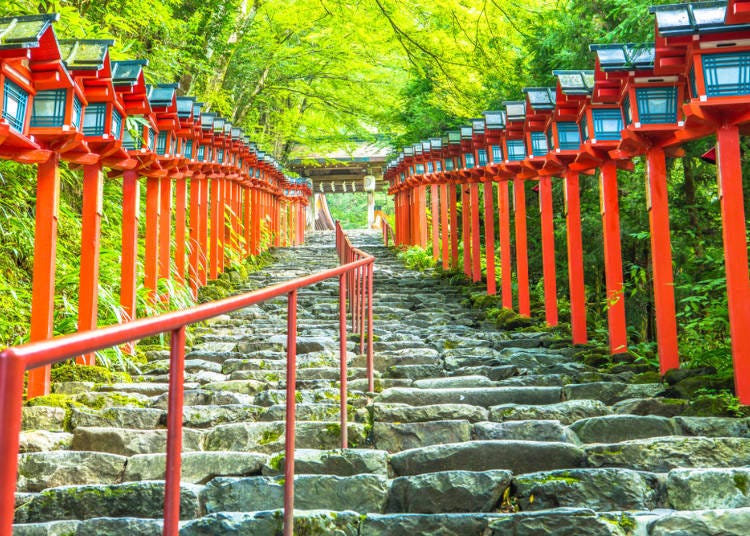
[
  {"x1": 326, "y1": 191, "x2": 393, "y2": 229},
  {"x1": 397, "y1": 246, "x2": 437, "y2": 272}
]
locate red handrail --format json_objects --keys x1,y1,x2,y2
[
  {"x1": 382, "y1": 218, "x2": 396, "y2": 247},
  {"x1": 0, "y1": 227, "x2": 375, "y2": 536}
]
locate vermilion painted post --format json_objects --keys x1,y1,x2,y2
[
  {"x1": 199, "y1": 178, "x2": 209, "y2": 286},
  {"x1": 251, "y1": 188, "x2": 260, "y2": 255},
  {"x1": 564, "y1": 170, "x2": 587, "y2": 345},
  {"x1": 77, "y1": 163, "x2": 104, "y2": 366},
  {"x1": 513, "y1": 177, "x2": 530, "y2": 317},
  {"x1": 283, "y1": 290, "x2": 298, "y2": 536},
  {"x1": 189, "y1": 176, "x2": 201, "y2": 298},
  {"x1": 120, "y1": 169, "x2": 140, "y2": 350},
  {"x1": 539, "y1": 175, "x2": 558, "y2": 326},
  {"x1": 419, "y1": 185, "x2": 429, "y2": 247},
  {"x1": 0, "y1": 351, "x2": 26, "y2": 530},
  {"x1": 27, "y1": 155, "x2": 61, "y2": 398},
  {"x1": 440, "y1": 183, "x2": 449, "y2": 270},
  {"x1": 483, "y1": 181, "x2": 497, "y2": 295},
  {"x1": 600, "y1": 160, "x2": 628, "y2": 354},
  {"x1": 359, "y1": 263, "x2": 366, "y2": 355},
  {"x1": 339, "y1": 273, "x2": 348, "y2": 449},
  {"x1": 218, "y1": 178, "x2": 226, "y2": 272},
  {"x1": 716, "y1": 123, "x2": 750, "y2": 403},
  {"x1": 646, "y1": 147, "x2": 679, "y2": 373},
  {"x1": 497, "y1": 180, "x2": 513, "y2": 310},
  {"x1": 431, "y1": 185, "x2": 440, "y2": 260},
  {"x1": 159, "y1": 177, "x2": 172, "y2": 298},
  {"x1": 244, "y1": 187, "x2": 252, "y2": 256},
  {"x1": 163, "y1": 326, "x2": 185, "y2": 536},
  {"x1": 209, "y1": 177, "x2": 220, "y2": 279},
  {"x1": 470, "y1": 183, "x2": 482, "y2": 283},
  {"x1": 144, "y1": 176, "x2": 160, "y2": 302},
  {"x1": 461, "y1": 185, "x2": 471, "y2": 277},
  {"x1": 449, "y1": 184, "x2": 459, "y2": 268},
  {"x1": 174, "y1": 178, "x2": 187, "y2": 286}
]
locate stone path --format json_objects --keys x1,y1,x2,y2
[{"x1": 13, "y1": 230, "x2": 750, "y2": 535}]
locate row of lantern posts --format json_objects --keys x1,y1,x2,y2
[
  {"x1": 385, "y1": 0, "x2": 750, "y2": 404},
  {"x1": 0, "y1": 13, "x2": 311, "y2": 398}
]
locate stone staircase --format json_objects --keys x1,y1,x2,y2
[{"x1": 13, "y1": 230, "x2": 750, "y2": 535}]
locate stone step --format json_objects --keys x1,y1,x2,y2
[
  {"x1": 377, "y1": 386, "x2": 562, "y2": 407},
  {"x1": 14, "y1": 482, "x2": 202, "y2": 523},
  {"x1": 389, "y1": 440, "x2": 585, "y2": 476}
]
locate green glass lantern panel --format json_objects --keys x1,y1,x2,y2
[
  {"x1": 147, "y1": 128, "x2": 155, "y2": 151},
  {"x1": 197, "y1": 144, "x2": 205, "y2": 161},
  {"x1": 491, "y1": 145, "x2": 502, "y2": 162},
  {"x1": 435, "y1": 161, "x2": 443, "y2": 172},
  {"x1": 506, "y1": 139, "x2": 526, "y2": 161},
  {"x1": 445, "y1": 158, "x2": 455, "y2": 171},
  {"x1": 531, "y1": 131, "x2": 548, "y2": 156},
  {"x1": 156, "y1": 130, "x2": 167, "y2": 155},
  {"x1": 111, "y1": 108, "x2": 122, "y2": 140},
  {"x1": 477, "y1": 149, "x2": 488, "y2": 166},
  {"x1": 72, "y1": 96, "x2": 82, "y2": 130},
  {"x1": 2, "y1": 78, "x2": 28, "y2": 133},
  {"x1": 185, "y1": 140, "x2": 193, "y2": 159},
  {"x1": 31, "y1": 89, "x2": 66, "y2": 128},
  {"x1": 591, "y1": 108, "x2": 623, "y2": 140},
  {"x1": 416, "y1": 163, "x2": 425, "y2": 174},
  {"x1": 464, "y1": 153, "x2": 475, "y2": 169},
  {"x1": 702, "y1": 52, "x2": 750, "y2": 97},
  {"x1": 218, "y1": 148, "x2": 224, "y2": 163},
  {"x1": 635, "y1": 86, "x2": 677, "y2": 123},
  {"x1": 557, "y1": 122, "x2": 581, "y2": 150},
  {"x1": 82, "y1": 102, "x2": 106, "y2": 136},
  {"x1": 427, "y1": 162, "x2": 434, "y2": 173},
  {"x1": 622, "y1": 94, "x2": 633, "y2": 125}
]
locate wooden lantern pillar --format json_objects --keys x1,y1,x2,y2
[
  {"x1": 502, "y1": 101, "x2": 532, "y2": 317},
  {"x1": 521, "y1": 87, "x2": 559, "y2": 326},
  {"x1": 543, "y1": 70, "x2": 596, "y2": 345}
]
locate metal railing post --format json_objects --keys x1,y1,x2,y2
[
  {"x1": 367, "y1": 262, "x2": 375, "y2": 393},
  {"x1": 284, "y1": 290, "x2": 298, "y2": 536},
  {"x1": 164, "y1": 326, "x2": 186, "y2": 535},
  {"x1": 339, "y1": 274, "x2": 348, "y2": 449},
  {"x1": 0, "y1": 351, "x2": 25, "y2": 535}
]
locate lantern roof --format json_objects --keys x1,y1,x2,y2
[
  {"x1": 58, "y1": 39, "x2": 114, "y2": 71},
  {"x1": 590, "y1": 43, "x2": 655, "y2": 71},
  {"x1": 504, "y1": 101, "x2": 526, "y2": 122},
  {"x1": 552, "y1": 70, "x2": 595, "y2": 95},
  {"x1": 483, "y1": 110, "x2": 506, "y2": 130},
  {"x1": 523, "y1": 87, "x2": 557, "y2": 110},
  {"x1": 111, "y1": 60, "x2": 147, "y2": 87},
  {"x1": 147, "y1": 84, "x2": 178, "y2": 109},
  {"x1": 649, "y1": 1, "x2": 744, "y2": 36},
  {"x1": 0, "y1": 13, "x2": 59, "y2": 50},
  {"x1": 176, "y1": 96, "x2": 195, "y2": 119}
]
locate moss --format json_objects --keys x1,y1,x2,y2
[
  {"x1": 77, "y1": 392, "x2": 147, "y2": 410},
  {"x1": 734, "y1": 473, "x2": 749, "y2": 495},
  {"x1": 537, "y1": 474, "x2": 581, "y2": 485},
  {"x1": 630, "y1": 371, "x2": 662, "y2": 384},
  {"x1": 259, "y1": 429, "x2": 283, "y2": 445},
  {"x1": 268, "y1": 453, "x2": 285, "y2": 471},
  {"x1": 264, "y1": 373, "x2": 281, "y2": 382},
  {"x1": 325, "y1": 423, "x2": 342, "y2": 437},
  {"x1": 50, "y1": 363, "x2": 115, "y2": 384},
  {"x1": 443, "y1": 340, "x2": 459, "y2": 350},
  {"x1": 25, "y1": 393, "x2": 82, "y2": 432}
]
